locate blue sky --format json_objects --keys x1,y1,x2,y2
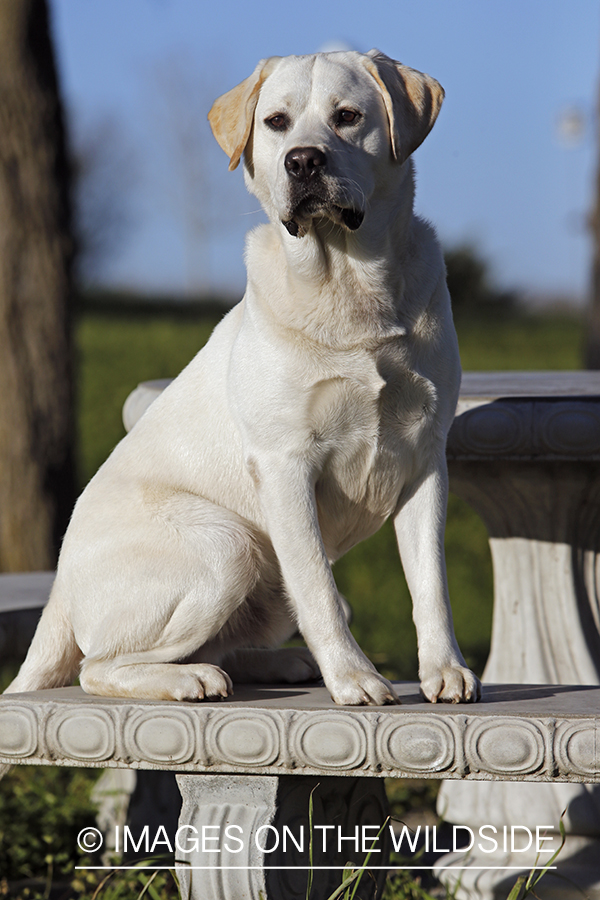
[{"x1": 50, "y1": 0, "x2": 600, "y2": 302}]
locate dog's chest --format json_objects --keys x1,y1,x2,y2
[{"x1": 310, "y1": 346, "x2": 437, "y2": 551}]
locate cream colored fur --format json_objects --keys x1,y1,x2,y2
[{"x1": 6, "y1": 50, "x2": 480, "y2": 706}]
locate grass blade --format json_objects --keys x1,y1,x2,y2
[
  {"x1": 325, "y1": 868, "x2": 361, "y2": 900},
  {"x1": 525, "y1": 812, "x2": 566, "y2": 893},
  {"x1": 305, "y1": 782, "x2": 320, "y2": 900},
  {"x1": 505, "y1": 874, "x2": 526, "y2": 900}
]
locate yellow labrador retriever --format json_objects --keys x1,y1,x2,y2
[{"x1": 7, "y1": 50, "x2": 480, "y2": 706}]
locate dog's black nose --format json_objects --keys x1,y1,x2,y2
[{"x1": 284, "y1": 147, "x2": 326, "y2": 180}]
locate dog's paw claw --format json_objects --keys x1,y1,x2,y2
[
  {"x1": 329, "y1": 671, "x2": 400, "y2": 707},
  {"x1": 174, "y1": 664, "x2": 233, "y2": 701},
  {"x1": 420, "y1": 665, "x2": 481, "y2": 704}
]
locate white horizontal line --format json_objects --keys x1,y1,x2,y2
[{"x1": 75, "y1": 865, "x2": 558, "y2": 871}]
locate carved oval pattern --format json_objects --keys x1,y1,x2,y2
[
  {"x1": 128, "y1": 711, "x2": 195, "y2": 764},
  {"x1": 0, "y1": 705, "x2": 37, "y2": 757},
  {"x1": 377, "y1": 716, "x2": 454, "y2": 773},
  {"x1": 555, "y1": 722, "x2": 599, "y2": 777},
  {"x1": 466, "y1": 719, "x2": 544, "y2": 775},
  {"x1": 461, "y1": 406, "x2": 525, "y2": 455},
  {"x1": 293, "y1": 715, "x2": 366, "y2": 770},
  {"x1": 207, "y1": 712, "x2": 279, "y2": 767},
  {"x1": 48, "y1": 707, "x2": 115, "y2": 761},
  {"x1": 540, "y1": 406, "x2": 600, "y2": 456}
]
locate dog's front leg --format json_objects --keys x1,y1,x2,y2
[
  {"x1": 254, "y1": 457, "x2": 398, "y2": 706},
  {"x1": 394, "y1": 458, "x2": 482, "y2": 703}
]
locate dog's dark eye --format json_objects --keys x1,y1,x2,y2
[
  {"x1": 265, "y1": 113, "x2": 289, "y2": 131},
  {"x1": 337, "y1": 109, "x2": 360, "y2": 126}
]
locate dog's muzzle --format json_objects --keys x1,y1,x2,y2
[{"x1": 282, "y1": 146, "x2": 364, "y2": 237}]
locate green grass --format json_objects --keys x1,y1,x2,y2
[
  {"x1": 454, "y1": 311, "x2": 584, "y2": 371},
  {"x1": 0, "y1": 303, "x2": 585, "y2": 897},
  {"x1": 0, "y1": 765, "x2": 100, "y2": 884},
  {"x1": 76, "y1": 309, "x2": 221, "y2": 484}
]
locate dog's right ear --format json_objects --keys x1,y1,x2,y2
[{"x1": 208, "y1": 57, "x2": 281, "y2": 172}]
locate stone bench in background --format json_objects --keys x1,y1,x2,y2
[
  {"x1": 443, "y1": 372, "x2": 600, "y2": 898},
  {"x1": 0, "y1": 571, "x2": 55, "y2": 663}
]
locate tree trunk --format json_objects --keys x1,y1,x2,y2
[{"x1": 0, "y1": 0, "x2": 75, "y2": 571}]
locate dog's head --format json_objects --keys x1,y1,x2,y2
[{"x1": 208, "y1": 50, "x2": 444, "y2": 238}]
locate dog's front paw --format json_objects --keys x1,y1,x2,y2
[
  {"x1": 328, "y1": 670, "x2": 400, "y2": 706},
  {"x1": 420, "y1": 665, "x2": 481, "y2": 703}
]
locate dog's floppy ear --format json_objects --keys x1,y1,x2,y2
[
  {"x1": 363, "y1": 50, "x2": 444, "y2": 164},
  {"x1": 208, "y1": 57, "x2": 281, "y2": 172}
]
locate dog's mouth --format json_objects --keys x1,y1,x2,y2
[{"x1": 282, "y1": 197, "x2": 364, "y2": 238}]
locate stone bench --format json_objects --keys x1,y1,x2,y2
[
  {"x1": 3, "y1": 682, "x2": 598, "y2": 782},
  {"x1": 443, "y1": 372, "x2": 600, "y2": 899},
  {"x1": 5, "y1": 370, "x2": 600, "y2": 898},
  {"x1": 1, "y1": 682, "x2": 600, "y2": 899},
  {"x1": 0, "y1": 571, "x2": 55, "y2": 663}
]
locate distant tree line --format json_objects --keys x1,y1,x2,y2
[
  {"x1": 444, "y1": 245, "x2": 518, "y2": 317},
  {"x1": 78, "y1": 245, "x2": 517, "y2": 319}
]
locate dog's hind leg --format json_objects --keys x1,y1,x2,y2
[
  {"x1": 74, "y1": 501, "x2": 263, "y2": 702},
  {"x1": 80, "y1": 655, "x2": 233, "y2": 701}
]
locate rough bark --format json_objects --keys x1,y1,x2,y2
[{"x1": 0, "y1": 0, "x2": 75, "y2": 570}]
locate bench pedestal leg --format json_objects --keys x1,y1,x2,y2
[
  {"x1": 175, "y1": 773, "x2": 390, "y2": 900},
  {"x1": 438, "y1": 461, "x2": 600, "y2": 899}
]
